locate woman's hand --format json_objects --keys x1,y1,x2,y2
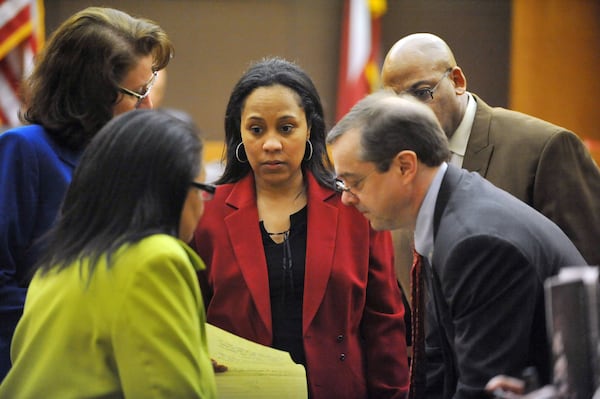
[{"x1": 211, "y1": 358, "x2": 228, "y2": 373}]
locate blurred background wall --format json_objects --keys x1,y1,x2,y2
[
  {"x1": 45, "y1": 0, "x2": 514, "y2": 139},
  {"x1": 45, "y1": 0, "x2": 599, "y2": 161}
]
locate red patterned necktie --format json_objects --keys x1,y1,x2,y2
[{"x1": 409, "y1": 248, "x2": 426, "y2": 399}]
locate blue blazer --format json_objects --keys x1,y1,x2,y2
[
  {"x1": 0, "y1": 124, "x2": 81, "y2": 378},
  {"x1": 425, "y1": 165, "x2": 586, "y2": 398}
]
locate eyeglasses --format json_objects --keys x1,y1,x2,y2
[
  {"x1": 118, "y1": 70, "x2": 158, "y2": 108},
  {"x1": 334, "y1": 168, "x2": 377, "y2": 197},
  {"x1": 190, "y1": 181, "x2": 216, "y2": 201},
  {"x1": 404, "y1": 68, "x2": 452, "y2": 103}
]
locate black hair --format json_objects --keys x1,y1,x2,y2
[
  {"x1": 36, "y1": 109, "x2": 202, "y2": 276},
  {"x1": 217, "y1": 57, "x2": 334, "y2": 187}
]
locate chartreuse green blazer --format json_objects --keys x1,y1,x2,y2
[{"x1": 0, "y1": 234, "x2": 216, "y2": 399}]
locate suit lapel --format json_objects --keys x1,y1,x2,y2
[
  {"x1": 433, "y1": 165, "x2": 462, "y2": 240},
  {"x1": 430, "y1": 166, "x2": 462, "y2": 392},
  {"x1": 303, "y1": 173, "x2": 338, "y2": 333},
  {"x1": 224, "y1": 174, "x2": 273, "y2": 333},
  {"x1": 463, "y1": 94, "x2": 494, "y2": 177}
]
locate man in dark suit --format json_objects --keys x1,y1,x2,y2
[
  {"x1": 380, "y1": 33, "x2": 600, "y2": 293},
  {"x1": 327, "y1": 91, "x2": 586, "y2": 398}
]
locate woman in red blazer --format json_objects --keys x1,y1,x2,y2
[{"x1": 193, "y1": 57, "x2": 409, "y2": 399}]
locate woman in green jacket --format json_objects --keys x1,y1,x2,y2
[{"x1": 0, "y1": 109, "x2": 217, "y2": 398}]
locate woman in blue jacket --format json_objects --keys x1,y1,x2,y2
[{"x1": 0, "y1": 7, "x2": 173, "y2": 379}]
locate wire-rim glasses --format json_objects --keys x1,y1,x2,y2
[
  {"x1": 118, "y1": 70, "x2": 158, "y2": 108},
  {"x1": 404, "y1": 68, "x2": 452, "y2": 103},
  {"x1": 334, "y1": 168, "x2": 377, "y2": 197}
]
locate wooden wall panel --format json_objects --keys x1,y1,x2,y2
[{"x1": 511, "y1": 0, "x2": 600, "y2": 161}]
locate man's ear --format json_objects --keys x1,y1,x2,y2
[
  {"x1": 450, "y1": 66, "x2": 467, "y2": 95},
  {"x1": 393, "y1": 150, "x2": 418, "y2": 180}
]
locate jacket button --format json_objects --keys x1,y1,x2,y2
[
  {"x1": 339, "y1": 353, "x2": 345, "y2": 361},
  {"x1": 336, "y1": 335, "x2": 343, "y2": 342}
]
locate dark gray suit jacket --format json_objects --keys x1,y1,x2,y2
[
  {"x1": 464, "y1": 94, "x2": 600, "y2": 265},
  {"x1": 424, "y1": 164, "x2": 586, "y2": 399}
]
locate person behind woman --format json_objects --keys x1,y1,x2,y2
[
  {"x1": 0, "y1": 110, "x2": 217, "y2": 398},
  {"x1": 192, "y1": 57, "x2": 409, "y2": 398},
  {"x1": 0, "y1": 6, "x2": 173, "y2": 379}
]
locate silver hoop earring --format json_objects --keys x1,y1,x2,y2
[
  {"x1": 235, "y1": 142, "x2": 248, "y2": 163},
  {"x1": 304, "y1": 140, "x2": 313, "y2": 161}
]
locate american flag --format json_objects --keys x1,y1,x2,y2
[
  {"x1": 0, "y1": 0, "x2": 44, "y2": 128},
  {"x1": 335, "y1": 0, "x2": 386, "y2": 122}
]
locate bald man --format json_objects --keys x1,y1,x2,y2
[{"x1": 381, "y1": 33, "x2": 600, "y2": 293}]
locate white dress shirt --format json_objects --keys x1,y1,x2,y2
[
  {"x1": 448, "y1": 92, "x2": 476, "y2": 167},
  {"x1": 414, "y1": 162, "x2": 448, "y2": 264}
]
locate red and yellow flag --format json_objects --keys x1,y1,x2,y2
[
  {"x1": 0, "y1": 0, "x2": 44, "y2": 128},
  {"x1": 336, "y1": 0, "x2": 386, "y2": 122}
]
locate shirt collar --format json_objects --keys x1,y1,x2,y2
[
  {"x1": 448, "y1": 92, "x2": 476, "y2": 159},
  {"x1": 414, "y1": 162, "x2": 448, "y2": 263},
  {"x1": 43, "y1": 129, "x2": 83, "y2": 167}
]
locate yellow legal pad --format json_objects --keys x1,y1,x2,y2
[{"x1": 206, "y1": 323, "x2": 308, "y2": 399}]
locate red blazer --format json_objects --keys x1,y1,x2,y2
[{"x1": 193, "y1": 171, "x2": 409, "y2": 399}]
